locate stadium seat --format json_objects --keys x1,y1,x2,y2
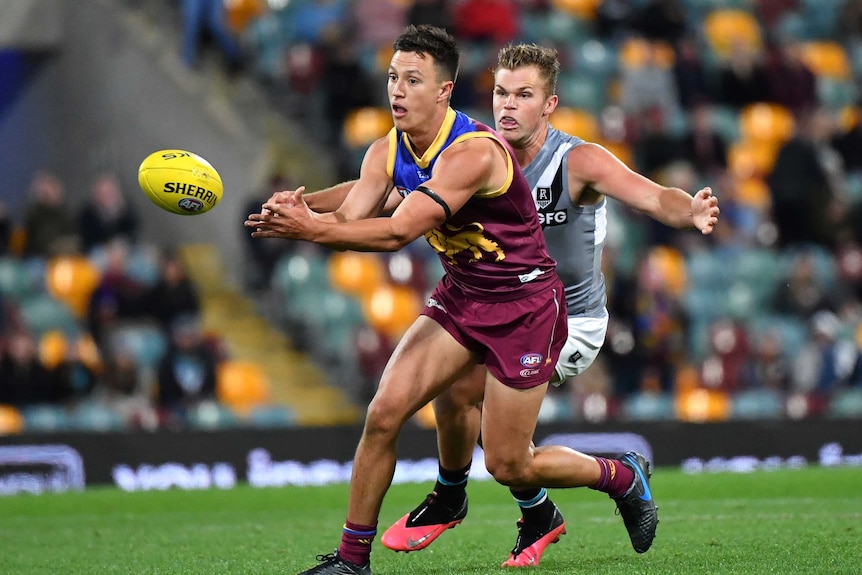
[
  {"x1": 551, "y1": 0, "x2": 602, "y2": 20},
  {"x1": 45, "y1": 255, "x2": 100, "y2": 318},
  {"x1": 361, "y1": 283, "x2": 423, "y2": 340},
  {"x1": 739, "y1": 103, "x2": 795, "y2": 145},
  {"x1": 798, "y1": 41, "x2": 852, "y2": 80},
  {"x1": 327, "y1": 251, "x2": 386, "y2": 297},
  {"x1": 618, "y1": 38, "x2": 675, "y2": 70},
  {"x1": 707, "y1": 105, "x2": 741, "y2": 143},
  {"x1": 675, "y1": 388, "x2": 731, "y2": 422},
  {"x1": 186, "y1": 401, "x2": 239, "y2": 430},
  {"x1": 519, "y1": 10, "x2": 592, "y2": 44},
  {"x1": 557, "y1": 73, "x2": 608, "y2": 115},
  {"x1": 69, "y1": 402, "x2": 127, "y2": 432},
  {"x1": 18, "y1": 294, "x2": 78, "y2": 337},
  {"x1": 727, "y1": 139, "x2": 779, "y2": 179},
  {"x1": 342, "y1": 107, "x2": 392, "y2": 149},
  {"x1": 272, "y1": 252, "x2": 329, "y2": 300},
  {"x1": 816, "y1": 78, "x2": 858, "y2": 110},
  {"x1": 109, "y1": 322, "x2": 167, "y2": 370},
  {"x1": 22, "y1": 404, "x2": 72, "y2": 433},
  {"x1": 703, "y1": 10, "x2": 763, "y2": 60},
  {"x1": 734, "y1": 177, "x2": 771, "y2": 211},
  {"x1": 827, "y1": 388, "x2": 862, "y2": 418},
  {"x1": 247, "y1": 404, "x2": 297, "y2": 428},
  {"x1": 569, "y1": 39, "x2": 618, "y2": 79},
  {"x1": 549, "y1": 107, "x2": 599, "y2": 141},
  {"x1": 0, "y1": 257, "x2": 31, "y2": 299},
  {"x1": 217, "y1": 360, "x2": 270, "y2": 413},
  {"x1": 0, "y1": 405, "x2": 24, "y2": 435},
  {"x1": 730, "y1": 389, "x2": 784, "y2": 420},
  {"x1": 620, "y1": 392, "x2": 675, "y2": 421}
]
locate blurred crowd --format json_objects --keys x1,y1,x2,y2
[
  {"x1": 4, "y1": 0, "x2": 862, "y2": 433},
  {"x1": 0, "y1": 170, "x2": 230, "y2": 432}
]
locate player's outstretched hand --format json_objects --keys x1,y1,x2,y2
[
  {"x1": 692, "y1": 187, "x2": 720, "y2": 235},
  {"x1": 245, "y1": 186, "x2": 316, "y2": 240}
]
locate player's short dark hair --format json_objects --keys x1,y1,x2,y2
[
  {"x1": 393, "y1": 25, "x2": 460, "y2": 83},
  {"x1": 495, "y1": 44, "x2": 561, "y2": 97}
]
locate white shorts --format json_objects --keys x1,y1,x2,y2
[{"x1": 552, "y1": 308, "x2": 609, "y2": 385}]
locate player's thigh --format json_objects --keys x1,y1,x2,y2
[
  {"x1": 479, "y1": 376, "x2": 547, "y2": 474},
  {"x1": 433, "y1": 363, "x2": 486, "y2": 415},
  {"x1": 370, "y1": 315, "x2": 478, "y2": 422}
]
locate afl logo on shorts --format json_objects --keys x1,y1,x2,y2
[{"x1": 519, "y1": 353, "x2": 544, "y2": 377}]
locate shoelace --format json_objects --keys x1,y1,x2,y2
[
  {"x1": 315, "y1": 552, "x2": 338, "y2": 563},
  {"x1": 510, "y1": 520, "x2": 543, "y2": 556}
]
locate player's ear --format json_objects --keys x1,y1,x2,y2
[
  {"x1": 439, "y1": 80, "x2": 454, "y2": 103},
  {"x1": 544, "y1": 94, "x2": 559, "y2": 117}
]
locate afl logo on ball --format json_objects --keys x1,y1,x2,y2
[{"x1": 178, "y1": 197, "x2": 205, "y2": 212}]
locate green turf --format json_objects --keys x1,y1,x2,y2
[{"x1": 1, "y1": 466, "x2": 860, "y2": 574}]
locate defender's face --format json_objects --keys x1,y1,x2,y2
[
  {"x1": 388, "y1": 50, "x2": 448, "y2": 134},
  {"x1": 493, "y1": 66, "x2": 555, "y2": 148}
]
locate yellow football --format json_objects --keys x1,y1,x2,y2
[{"x1": 137, "y1": 150, "x2": 223, "y2": 215}]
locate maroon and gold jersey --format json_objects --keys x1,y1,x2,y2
[{"x1": 388, "y1": 108, "x2": 557, "y2": 301}]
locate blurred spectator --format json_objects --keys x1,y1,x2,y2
[
  {"x1": 632, "y1": 0, "x2": 688, "y2": 46},
  {"x1": 700, "y1": 319, "x2": 752, "y2": 393},
  {"x1": 181, "y1": 0, "x2": 244, "y2": 72},
  {"x1": 98, "y1": 343, "x2": 157, "y2": 429},
  {"x1": 242, "y1": 174, "x2": 295, "y2": 290},
  {"x1": 319, "y1": 36, "x2": 377, "y2": 148},
  {"x1": 156, "y1": 314, "x2": 219, "y2": 417},
  {"x1": 595, "y1": 0, "x2": 636, "y2": 41},
  {"x1": 831, "y1": 110, "x2": 862, "y2": 173},
  {"x1": 0, "y1": 201, "x2": 10, "y2": 256},
  {"x1": 147, "y1": 250, "x2": 201, "y2": 329},
  {"x1": 630, "y1": 106, "x2": 682, "y2": 178},
  {"x1": 350, "y1": 0, "x2": 407, "y2": 48},
  {"x1": 0, "y1": 331, "x2": 49, "y2": 405},
  {"x1": 78, "y1": 172, "x2": 139, "y2": 254},
  {"x1": 23, "y1": 170, "x2": 77, "y2": 258},
  {"x1": 767, "y1": 108, "x2": 847, "y2": 249},
  {"x1": 716, "y1": 41, "x2": 771, "y2": 109},
  {"x1": 406, "y1": 0, "x2": 452, "y2": 29},
  {"x1": 744, "y1": 328, "x2": 791, "y2": 391},
  {"x1": 38, "y1": 331, "x2": 102, "y2": 404},
  {"x1": 756, "y1": 0, "x2": 800, "y2": 30},
  {"x1": 775, "y1": 250, "x2": 838, "y2": 318},
  {"x1": 619, "y1": 41, "x2": 682, "y2": 124},
  {"x1": 453, "y1": 0, "x2": 519, "y2": 45},
  {"x1": 763, "y1": 40, "x2": 817, "y2": 118},
  {"x1": 679, "y1": 104, "x2": 728, "y2": 177},
  {"x1": 290, "y1": 0, "x2": 347, "y2": 45},
  {"x1": 673, "y1": 36, "x2": 712, "y2": 111},
  {"x1": 838, "y1": 0, "x2": 862, "y2": 40},
  {"x1": 87, "y1": 240, "x2": 151, "y2": 346}
]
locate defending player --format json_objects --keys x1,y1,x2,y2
[{"x1": 378, "y1": 44, "x2": 719, "y2": 566}]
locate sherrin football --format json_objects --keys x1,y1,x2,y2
[{"x1": 138, "y1": 150, "x2": 223, "y2": 215}]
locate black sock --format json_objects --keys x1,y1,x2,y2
[
  {"x1": 511, "y1": 487, "x2": 556, "y2": 526},
  {"x1": 434, "y1": 461, "x2": 470, "y2": 507}
]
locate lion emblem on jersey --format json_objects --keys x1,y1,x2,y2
[{"x1": 425, "y1": 222, "x2": 506, "y2": 264}]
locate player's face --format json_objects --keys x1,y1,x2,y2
[
  {"x1": 388, "y1": 51, "x2": 451, "y2": 135},
  {"x1": 493, "y1": 66, "x2": 556, "y2": 149}
]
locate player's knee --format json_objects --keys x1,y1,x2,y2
[
  {"x1": 364, "y1": 397, "x2": 408, "y2": 439},
  {"x1": 484, "y1": 456, "x2": 528, "y2": 486}
]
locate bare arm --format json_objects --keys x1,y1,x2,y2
[
  {"x1": 569, "y1": 143, "x2": 720, "y2": 234},
  {"x1": 246, "y1": 137, "x2": 504, "y2": 252}
]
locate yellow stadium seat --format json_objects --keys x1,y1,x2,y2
[
  {"x1": 550, "y1": 107, "x2": 599, "y2": 141},
  {"x1": 328, "y1": 252, "x2": 386, "y2": 297},
  {"x1": 343, "y1": 107, "x2": 393, "y2": 148},
  {"x1": 735, "y1": 177, "x2": 772, "y2": 211},
  {"x1": 728, "y1": 139, "x2": 780, "y2": 179},
  {"x1": 45, "y1": 255, "x2": 100, "y2": 318},
  {"x1": 551, "y1": 0, "x2": 601, "y2": 20},
  {"x1": 619, "y1": 38, "x2": 675, "y2": 69},
  {"x1": 362, "y1": 284, "x2": 422, "y2": 339},
  {"x1": 598, "y1": 140, "x2": 635, "y2": 168},
  {"x1": 798, "y1": 41, "x2": 852, "y2": 80},
  {"x1": 216, "y1": 360, "x2": 270, "y2": 413},
  {"x1": 0, "y1": 405, "x2": 24, "y2": 435},
  {"x1": 739, "y1": 102, "x2": 795, "y2": 144},
  {"x1": 703, "y1": 9, "x2": 763, "y2": 60},
  {"x1": 675, "y1": 388, "x2": 731, "y2": 422}
]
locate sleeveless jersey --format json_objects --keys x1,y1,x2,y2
[
  {"x1": 521, "y1": 126, "x2": 607, "y2": 316},
  {"x1": 388, "y1": 108, "x2": 557, "y2": 301}
]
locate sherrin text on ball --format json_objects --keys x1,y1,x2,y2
[{"x1": 138, "y1": 150, "x2": 223, "y2": 215}]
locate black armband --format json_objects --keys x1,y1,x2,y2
[{"x1": 416, "y1": 185, "x2": 451, "y2": 221}]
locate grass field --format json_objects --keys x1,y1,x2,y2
[{"x1": 1, "y1": 466, "x2": 860, "y2": 575}]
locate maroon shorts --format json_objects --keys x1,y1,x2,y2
[{"x1": 422, "y1": 274, "x2": 567, "y2": 389}]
